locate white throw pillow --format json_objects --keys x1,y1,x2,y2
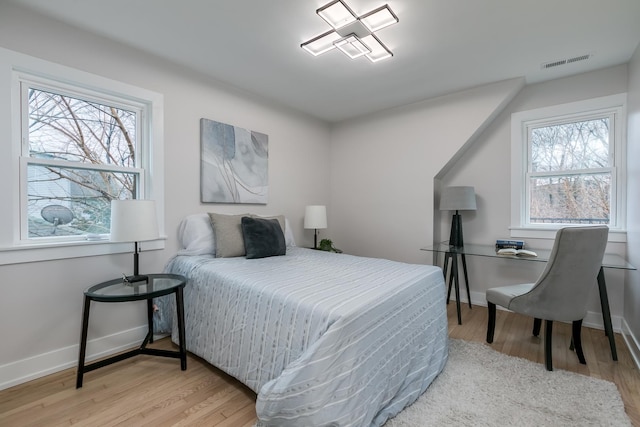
[
  {"x1": 284, "y1": 217, "x2": 296, "y2": 247},
  {"x1": 177, "y1": 213, "x2": 215, "y2": 255}
]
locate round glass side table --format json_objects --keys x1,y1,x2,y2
[{"x1": 76, "y1": 273, "x2": 187, "y2": 388}]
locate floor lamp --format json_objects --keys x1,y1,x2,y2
[
  {"x1": 304, "y1": 205, "x2": 327, "y2": 249},
  {"x1": 439, "y1": 186, "x2": 477, "y2": 324}
]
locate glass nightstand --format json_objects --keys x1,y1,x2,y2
[{"x1": 76, "y1": 274, "x2": 187, "y2": 388}]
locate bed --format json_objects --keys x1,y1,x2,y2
[{"x1": 156, "y1": 213, "x2": 448, "y2": 426}]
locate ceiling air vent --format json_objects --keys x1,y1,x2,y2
[{"x1": 542, "y1": 54, "x2": 591, "y2": 69}]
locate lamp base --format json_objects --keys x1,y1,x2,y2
[
  {"x1": 122, "y1": 243, "x2": 149, "y2": 285},
  {"x1": 122, "y1": 274, "x2": 149, "y2": 285},
  {"x1": 449, "y1": 212, "x2": 464, "y2": 248}
]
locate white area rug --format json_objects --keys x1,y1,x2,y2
[{"x1": 385, "y1": 339, "x2": 631, "y2": 426}]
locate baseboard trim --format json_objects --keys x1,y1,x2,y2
[
  {"x1": 0, "y1": 325, "x2": 147, "y2": 391},
  {"x1": 461, "y1": 290, "x2": 622, "y2": 332},
  {"x1": 621, "y1": 318, "x2": 640, "y2": 370}
]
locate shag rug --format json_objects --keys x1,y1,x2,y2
[{"x1": 385, "y1": 339, "x2": 631, "y2": 426}]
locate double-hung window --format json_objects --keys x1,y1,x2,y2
[
  {"x1": 21, "y1": 81, "x2": 145, "y2": 241},
  {"x1": 510, "y1": 94, "x2": 626, "y2": 241},
  {"x1": 0, "y1": 48, "x2": 164, "y2": 264}
]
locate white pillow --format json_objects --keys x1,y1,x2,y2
[
  {"x1": 284, "y1": 217, "x2": 296, "y2": 247},
  {"x1": 177, "y1": 213, "x2": 215, "y2": 255}
]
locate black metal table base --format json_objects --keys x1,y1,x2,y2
[
  {"x1": 76, "y1": 285, "x2": 187, "y2": 388},
  {"x1": 597, "y1": 267, "x2": 617, "y2": 361},
  {"x1": 443, "y1": 251, "x2": 472, "y2": 325}
]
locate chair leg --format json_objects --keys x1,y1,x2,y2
[
  {"x1": 572, "y1": 319, "x2": 586, "y2": 364},
  {"x1": 533, "y1": 318, "x2": 541, "y2": 337},
  {"x1": 544, "y1": 320, "x2": 553, "y2": 371},
  {"x1": 487, "y1": 302, "x2": 496, "y2": 343}
]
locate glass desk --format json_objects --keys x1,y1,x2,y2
[{"x1": 421, "y1": 243, "x2": 635, "y2": 361}]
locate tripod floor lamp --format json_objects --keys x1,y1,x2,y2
[
  {"x1": 439, "y1": 186, "x2": 477, "y2": 324},
  {"x1": 439, "y1": 186, "x2": 477, "y2": 248}
]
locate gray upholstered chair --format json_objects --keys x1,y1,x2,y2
[{"x1": 486, "y1": 225, "x2": 609, "y2": 371}]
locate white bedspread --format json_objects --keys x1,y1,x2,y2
[{"x1": 159, "y1": 247, "x2": 448, "y2": 426}]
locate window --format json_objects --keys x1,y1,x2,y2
[
  {"x1": 22, "y1": 84, "x2": 145, "y2": 241},
  {"x1": 0, "y1": 48, "x2": 164, "y2": 264},
  {"x1": 510, "y1": 94, "x2": 626, "y2": 241}
]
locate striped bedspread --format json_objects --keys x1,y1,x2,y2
[{"x1": 160, "y1": 247, "x2": 448, "y2": 426}]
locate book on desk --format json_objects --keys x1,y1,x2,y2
[
  {"x1": 496, "y1": 247, "x2": 538, "y2": 257},
  {"x1": 495, "y1": 238, "x2": 526, "y2": 250}
]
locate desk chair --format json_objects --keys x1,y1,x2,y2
[{"x1": 485, "y1": 225, "x2": 609, "y2": 371}]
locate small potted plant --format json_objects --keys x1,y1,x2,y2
[{"x1": 318, "y1": 238, "x2": 342, "y2": 253}]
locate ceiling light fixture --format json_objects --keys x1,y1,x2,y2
[
  {"x1": 359, "y1": 5, "x2": 398, "y2": 32},
  {"x1": 301, "y1": 30, "x2": 342, "y2": 56},
  {"x1": 335, "y1": 34, "x2": 371, "y2": 59},
  {"x1": 317, "y1": 0, "x2": 358, "y2": 29},
  {"x1": 360, "y1": 34, "x2": 392, "y2": 63},
  {"x1": 301, "y1": 0, "x2": 398, "y2": 63}
]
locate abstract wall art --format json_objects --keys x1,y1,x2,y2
[{"x1": 200, "y1": 118, "x2": 268, "y2": 204}]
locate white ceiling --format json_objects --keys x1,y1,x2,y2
[{"x1": 7, "y1": 0, "x2": 640, "y2": 123}]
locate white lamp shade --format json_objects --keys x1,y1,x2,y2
[
  {"x1": 439, "y1": 186, "x2": 477, "y2": 211},
  {"x1": 304, "y1": 205, "x2": 328, "y2": 229},
  {"x1": 110, "y1": 199, "x2": 159, "y2": 242}
]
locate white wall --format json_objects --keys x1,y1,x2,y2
[
  {"x1": 329, "y1": 79, "x2": 523, "y2": 263},
  {"x1": 437, "y1": 65, "x2": 631, "y2": 331},
  {"x1": 624, "y1": 44, "x2": 640, "y2": 364},
  {"x1": 0, "y1": 4, "x2": 331, "y2": 389}
]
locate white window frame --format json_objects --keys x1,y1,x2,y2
[
  {"x1": 510, "y1": 94, "x2": 627, "y2": 242},
  {"x1": 0, "y1": 47, "x2": 165, "y2": 265}
]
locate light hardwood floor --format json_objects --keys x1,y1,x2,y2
[{"x1": 1, "y1": 304, "x2": 639, "y2": 426}]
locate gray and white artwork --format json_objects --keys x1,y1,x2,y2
[{"x1": 200, "y1": 118, "x2": 268, "y2": 204}]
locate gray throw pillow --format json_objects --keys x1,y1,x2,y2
[
  {"x1": 208, "y1": 213, "x2": 249, "y2": 257},
  {"x1": 241, "y1": 216, "x2": 286, "y2": 259}
]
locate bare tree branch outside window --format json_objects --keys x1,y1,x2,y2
[{"x1": 528, "y1": 118, "x2": 610, "y2": 225}]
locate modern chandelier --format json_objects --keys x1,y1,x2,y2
[{"x1": 301, "y1": 0, "x2": 399, "y2": 63}]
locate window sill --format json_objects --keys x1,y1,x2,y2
[
  {"x1": 510, "y1": 227, "x2": 626, "y2": 243},
  {"x1": 0, "y1": 238, "x2": 165, "y2": 266}
]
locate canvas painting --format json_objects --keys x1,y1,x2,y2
[{"x1": 200, "y1": 118, "x2": 268, "y2": 204}]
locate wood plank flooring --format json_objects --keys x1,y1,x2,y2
[{"x1": 1, "y1": 303, "x2": 638, "y2": 426}]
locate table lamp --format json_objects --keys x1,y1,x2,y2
[
  {"x1": 304, "y1": 205, "x2": 327, "y2": 249},
  {"x1": 110, "y1": 199, "x2": 159, "y2": 283},
  {"x1": 439, "y1": 186, "x2": 476, "y2": 248}
]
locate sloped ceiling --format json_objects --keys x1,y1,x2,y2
[{"x1": 5, "y1": 0, "x2": 640, "y2": 123}]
